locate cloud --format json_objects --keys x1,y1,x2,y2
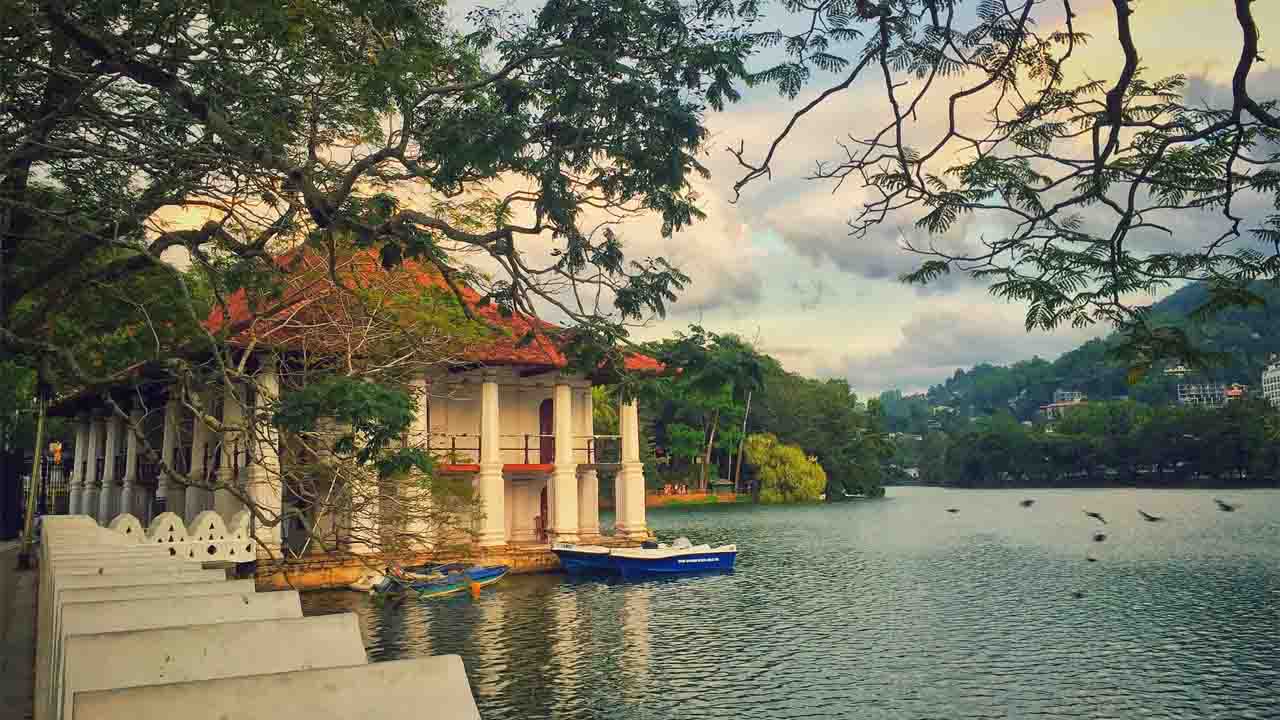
[{"x1": 821, "y1": 303, "x2": 1104, "y2": 395}]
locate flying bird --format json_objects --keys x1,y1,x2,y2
[
  {"x1": 1214, "y1": 498, "x2": 1239, "y2": 512},
  {"x1": 1020, "y1": 499, "x2": 1035, "y2": 508},
  {"x1": 1092, "y1": 532, "x2": 1107, "y2": 543},
  {"x1": 946, "y1": 508, "x2": 960, "y2": 514},
  {"x1": 1138, "y1": 509, "x2": 1163, "y2": 522},
  {"x1": 1071, "y1": 591, "x2": 1086, "y2": 599},
  {"x1": 1084, "y1": 510, "x2": 1107, "y2": 524}
]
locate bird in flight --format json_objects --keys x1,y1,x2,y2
[
  {"x1": 1214, "y1": 498, "x2": 1239, "y2": 512},
  {"x1": 946, "y1": 508, "x2": 959, "y2": 514},
  {"x1": 1084, "y1": 510, "x2": 1107, "y2": 524},
  {"x1": 1019, "y1": 499, "x2": 1035, "y2": 508},
  {"x1": 1092, "y1": 532, "x2": 1107, "y2": 543},
  {"x1": 1137, "y1": 510, "x2": 1163, "y2": 522}
]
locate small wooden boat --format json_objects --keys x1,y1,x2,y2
[
  {"x1": 550, "y1": 543, "x2": 614, "y2": 574},
  {"x1": 373, "y1": 565, "x2": 510, "y2": 599}
]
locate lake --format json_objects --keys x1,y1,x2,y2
[{"x1": 301, "y1": 487, "x2": 1280, "y2": 719}]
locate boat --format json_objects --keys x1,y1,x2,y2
[
  {"x1": 553, "y1": 537, "x2": 737, "y2": 578},
  {"x1": 550, "y1": 543, "x2": 615, "y2": 574},
  {"x1": 367, "y1": 564, "x2": 511, "y2": 598},
  {"x1": 610, "y1": 538, "x2": 737, "y2": 578},
  {"x1": 348, "y1": 562, "x2": 471, "y2": 592}
]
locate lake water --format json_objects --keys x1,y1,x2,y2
[{"x1": 301, "y1": 487, "x2": 1280, "y2": 719}]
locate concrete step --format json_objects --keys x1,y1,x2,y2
[
  {"x1": 46, "y1": 591, "x2": 302, "y2": 720},
  {"x1": 73, "y1": 655, "x2": 481, "y2": 720},
  {"x1": 61, "y1": 613, "x2": 367, "y2": 720}
]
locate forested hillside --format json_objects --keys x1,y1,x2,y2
[{"x1": 881, "y1": 282, "x2": 1280, "y2": 427}]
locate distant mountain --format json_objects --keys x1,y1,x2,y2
[{"x1": 886, "y1": 282, "x2": 1280, "y2": 423}]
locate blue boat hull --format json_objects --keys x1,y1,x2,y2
[
  {"x1": 552, "y1": 549, "x2": 615, "y2": 574},
  {"x1": 613, "y1": 551, "x2": 737, "y2": 578}
]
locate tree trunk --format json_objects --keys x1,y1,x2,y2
[
  {"x1": 700, "y1": 408, "x2": 720, "y2": 492},
  {"x1": 732, "y1": 390, "x2": 752, "y2": 494}
]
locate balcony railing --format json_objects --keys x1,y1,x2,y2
[{"x1": 426, "y1": 433, "x2": 623, "y2": 465}]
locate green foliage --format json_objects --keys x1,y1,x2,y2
[
  {"x1": 272, "y1": 377, "x2": 424, "y2": 479},
  {"x1": 932, "y1": 399, "x2": 1280, "y2": 488},
  {"x1": 744, "y1": 433, "x2": 827, "y2": 504},
  {"x1": 755, "y1": 360, "x2": 888, "y2": 498}
]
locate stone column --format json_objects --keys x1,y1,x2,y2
[
  {"x1": 215, "y1": 381, "x2": 247, "y2": 521},
  {"x1": 158, "y1": 394, "x2": 184, "y2": 516},
  {"x1": 577, "y1": 389, "x2": 600, "y2": 538},
  {"x1": 81, "y1": 417, "x2": 104, "y2": 523},
  {"x1": 615, "y1": 398, "x2": 648, "y2": 539},
  {"x1": 97, "y1": 414, "x2": 123, "y2": 521},
  {"x1": 402, "y1": 375, "x2": 433, "y2": 551},
  {"x1": 246, "y1": 359, "x2": 283, "y2": 557},
  {"x1": 185, "y1": 390, "x2": 213, "y2": 523},
  {"x1": 68, "y1": 416, "x2": 88, "y2": 515},
  {"x1": 475, "y1": 372, "x2": 506, "y2": 547},
  {"x1": 119, "y1": 406, "x2": 142, "y2": 518},
  {"x1": 550, "y1": 381, "x2": 579, "y2": 542}
]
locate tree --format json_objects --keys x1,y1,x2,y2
[
  {"x1": 646, "y1": 326, "x2": 766, "y2": 490},
  {"x1": 743, "y1": 433, "x2": 826, "y2": 504},
  {"x1": 2, "y1": 0, "x2": 761, "y2": 533},
  {"x1": 755, "y1": 361, "x2": 888, "y2": 497},
  {"x1": 733, "y1": 0, "x2": 1280, "y2": 368}
]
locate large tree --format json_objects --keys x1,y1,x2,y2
[
  {"x1": 1, "y1": 0, "x2": 761, "y2": 524},
  {"x1": 733, "y1": 0, "x2": 1280, "y2": 370}
]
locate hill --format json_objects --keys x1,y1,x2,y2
[{"x1": 879, "y1": 282, "x2": 1280, "y2": 428}]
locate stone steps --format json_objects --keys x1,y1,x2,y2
[{"x1": 37, "y1": 515, "x2": 480, "y2": 720}]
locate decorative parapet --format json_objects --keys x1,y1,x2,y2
[{"x1": 106, "y1": 510, "x2": 256, "y2": 562}]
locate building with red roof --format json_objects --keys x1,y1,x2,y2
[{"x1": 48, "y1": 248, "x2": 657, "y2": 570}]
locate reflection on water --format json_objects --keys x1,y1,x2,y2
[{"x1": 302, "y1": 488, "x2": 1280, "y2": 719}]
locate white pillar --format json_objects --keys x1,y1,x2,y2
[
  {"x1": 81, "y1": 417, "x2": 103, "y2": 523},
  {"x1": 97, "y1": 414, "x2": 123, "y2": 521},
  {"x1": 216, "y1": 381, "x2": 247, "y2": 521},
  {"x1": 119, "y1": 406, "x2": 142, "y2": 518},
  {"x1": 246, "y1": 359, "x2": 283, "y2": 557},
  {"x1": 158, "y1": 394, "x2": 184, "y2": 516},
  {"x1": 185, "y1": 390, "x2": 213, "y2": 523},
  {"x1": 615, "y1": 398, "x2": 647, "y2": 539},
  {"x1": 577, "y1": 389, "x2": 600, "y2": 538},
  {"x1": 550, "y1": 381, "x2": 579, "y2": 542},
  {"x1": 67, "y1": 416, "x2": 88, "y2": 515},
  {"x1": 403, "y1": 376, "x2": 434, "y2": 551},
  {"x1": 475, "y1": 372, "x2": 505, "y2": 547}
]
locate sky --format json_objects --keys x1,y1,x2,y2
[{"x1": 435, "y1": 0, "x2": 1276, "y2": 399}]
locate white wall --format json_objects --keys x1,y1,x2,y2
[{"x1": 426, "y1": 369, "x2": 594, "y2": 465}]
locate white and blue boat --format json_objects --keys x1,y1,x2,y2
[
  {"x1": 610, "y1": 539, "x2": 737, "y2": 578},
  {"x1": 550, "y1": 543, "x2": 615, "y2": 574},
  {"x1": 553, "y1": 537, "x2": 737, "y2": 578}
]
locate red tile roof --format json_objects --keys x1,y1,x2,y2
[{"x1": 205, "y1": 249, "x2": 662, "y2": 373}]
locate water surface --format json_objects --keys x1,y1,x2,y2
[{"x1": 302, "y1": 488, "x2": 1280, "y2": 719}]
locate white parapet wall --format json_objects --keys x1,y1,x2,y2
[{"x1": 34, "y1": 514, "x2": 481, "y2": 720}]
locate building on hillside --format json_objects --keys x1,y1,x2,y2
[
  {"x1": 1175, "y1": 382, "x2": 1244, "y2": 407},
  {"x1": 1053, "y1": 389, "x2": 1085, "y2": 404},
  {"x1": 1039, "y1": 397, "x2": 1086, "y2": 421},
  {"x1": 1263, "y1": 355, "x2": 1280, "y2": 408},
  {"x1": 46, "y1": 250, "x2": 658, "y2": 571}
]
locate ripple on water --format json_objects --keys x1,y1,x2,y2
[{"x1": 302, "y1": 488, "x2": 1280, "y2": 719}]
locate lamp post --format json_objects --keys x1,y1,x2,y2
[{"x1": 17, "y1": 373, "x2": 50, "y2": 569}]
